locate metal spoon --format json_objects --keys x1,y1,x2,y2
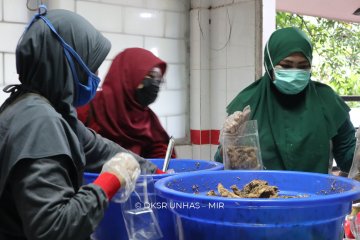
[{"x1": 162, "y1": 136, "x2": 175, "y2": 172}]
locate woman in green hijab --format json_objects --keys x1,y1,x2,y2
[{"x1": 214, "y1": 27, "x2": 356, "y2": 174}]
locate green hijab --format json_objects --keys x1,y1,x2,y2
[{"x1": 227, "y1": 27, "x2": 350, "y2": 173}]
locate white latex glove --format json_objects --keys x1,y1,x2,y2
[
  {"x1": 101, "y1": 152, "x2": 141, "y2": 202},
  {"x1": 222, "y1": 105, "x2": 251, "y2": 134}
]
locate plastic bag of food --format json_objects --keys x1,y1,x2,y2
[
  {"x1": 348, "y1": 128, "x2": 360, "y2": 181},
  {"x1": 222, "y1": 119, "x2": 263, "y2": 170}
]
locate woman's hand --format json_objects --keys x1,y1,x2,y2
[
  {"x1": 222, "y1": 105, "x2": 251, "y2": 134},
  {"x1": 101, "y1": 152, "x2": 140, "y2": 202}
]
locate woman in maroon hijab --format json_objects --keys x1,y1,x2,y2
[{"x1": 77, "y1": 48, "x2": 176, "y2": 159}]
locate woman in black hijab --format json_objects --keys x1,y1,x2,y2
[{"x1": 0, "y1": 8, "x2": 159, "y2": 240}]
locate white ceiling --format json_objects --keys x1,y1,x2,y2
[{"x1": 276, "y1": 0, "x2": 360, "y2": 23}]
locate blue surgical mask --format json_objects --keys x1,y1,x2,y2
[
  {"x1": 273, "y1": 69, "x2": 310, "y2": 95},
  {"x1": 265, "y1": 41, "x2": 311, "y2": 95},
  {"x1": 26, "y1": 7, "x2": 100, "y2": 107}
]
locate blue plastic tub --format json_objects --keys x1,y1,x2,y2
[
  {"x1": 84, "y1": 159, "x2": 223, "y2": 240},
  {"x1": 155, "y1": 170, "x2": 360, "y2": 240}
]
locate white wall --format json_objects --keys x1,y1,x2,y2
[
  {"x1": 0, "y1": 0, "x2": 33, "y2": 103},
  {"x1": 262, "y1": 0, "x2": 276, "y2": 74},
  {"x1": 188, "y1": 0, "x2": 274, "y2": 160},
  {"x1": 210, "y1": 0, "x2": 258, "y2": 160},
  {"x1": 189, "y1": 0, "x2": 211, "y2": 159}
]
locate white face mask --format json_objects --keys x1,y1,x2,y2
[{"x1": 265, "y1": 42, "x2": 311, "y2": 95}]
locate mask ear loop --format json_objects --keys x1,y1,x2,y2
[
  {"x1": 38, "y1": 4, "x2": 47, "y2": 15},
  {"x1": 264, "y1": 41, "x2": 276, "y2": 81},
  {"x1": 36, "y1": 14, "x2": 99, "y2": 106}
]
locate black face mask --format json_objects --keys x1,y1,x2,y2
[{"x1": 135, "y1": 77, "x2": 161, "y2": 107}]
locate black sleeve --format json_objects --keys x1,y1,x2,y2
[
  {"x1": 9, "y1": 156, "x2": 108, "y2": 240},
  {"x1": 76, "y1": 120, "x2": 157, "y2": 174},
  {"x1": 332, "y1": 118, "x2": 356, "y2": 172}
]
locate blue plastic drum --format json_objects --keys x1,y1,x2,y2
[
  {"x1": 155, "y1": 170, "x2": 360, "y2": 240},
  {"x1": 84, "y1": 159, "x2": 223, "y2": 240}
]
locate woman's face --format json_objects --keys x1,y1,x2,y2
[
  {"x1": 137, "y1": 67, "x2": 163, "y2": 89},
  {"x1": 271, "y1": 52, "x2": 311, "y2": 81},
  {"x1": 135, "y1": 66, "x2": 164, "y2": 107},
  {"x1": 275, "y1": 52, "x2": 311, "y2": 70}
]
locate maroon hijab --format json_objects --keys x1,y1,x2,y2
[{"x1": 82, "y1": 48, "x2": 174, "y2": 158}]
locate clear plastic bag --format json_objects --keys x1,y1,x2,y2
[
  {"x1": 349, "y1": 214, "x2": 360, "y2": 240},
  {"x1": 348, "y1": 128, "x2": 360, "y2": 181},
  {"x1": 222, "y1": 120, "x2": 263, "y2": 170},
  {"x1": 348, "y1": 203, "x2": 360, "y2": 240},
  {"x1": 120, "y1": 176, "x2": 163, "y2": 240}
]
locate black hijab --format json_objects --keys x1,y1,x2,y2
[
  {"x1": 13, "y1": 9, "x2": 110, "y2": 128},
  {"x1": 0, "y1": 9, "x2": 111, "y2": 196}
]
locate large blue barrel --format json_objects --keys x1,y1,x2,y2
[
  {"x1": 155, "y1": 170, "x2": 360, "y2": 240},
  {"x1": 84, "y1": 159, "x2": 223, "y2": 240}
]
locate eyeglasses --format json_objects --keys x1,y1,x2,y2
[
  {"x1": 144, "y1": 76, "x2": 165, "y2": 85},
  {"x1": 140, "y1": 76, "x2": 164, "y2": 87}
]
